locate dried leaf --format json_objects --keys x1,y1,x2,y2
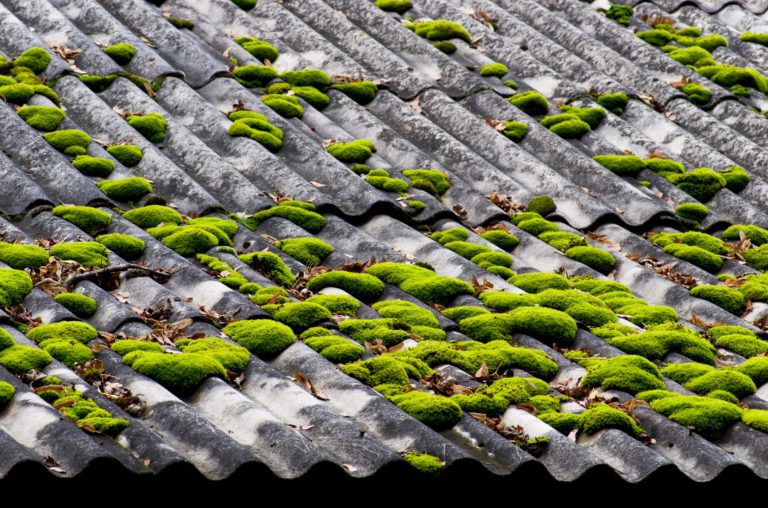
[
  {"x1": 291, "y1": 372, "x2": 329, "y2": 400},
  {"x1": 475, "y1": 362, "x2": 490, "y2": 379}
]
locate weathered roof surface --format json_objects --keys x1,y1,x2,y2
[{"x1": 2, "y1": 0, "x2": 768, "y2": 490}]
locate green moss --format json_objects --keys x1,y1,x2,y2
[
  {"x1": 54, "y1": 293, "x2": 97, "y2": 318},
  {"x1": 650, "y1": 231, "x2": 726, "y2": 254},
  {"x1": 500, "y1": 121, "x2": 528, "y2": 142},
  {"x1": 111, "y1": 340, "x2": 163, "y2": 356},
  {"x1": 645, "y1": 158, "x2": 685, "y2": 175},
  {"x1": 441, "y1": 306, "x2": 489, "y2": 323},
  {"x1": 303, "y1": 272, "x2": 383, "y2": 303},
  {"x1": 127, "y1": 113, "x2": 167, "y2": 143},
  {"x1": 480, "y1": 62, "x2": 508, "y2": 78},
  {"x1": 270, "y1": 302, "x2": 331, "y2": 330},
  {"x1": 540, "y1": 231, "x2": 586, "y2": 252},
  {"x1": 675, "y1": 203, "x2": 708, "y2": 221},
  {"x1": 663, "y1": 243, "x2": 723, "y2": 273},
  {"x1": 49, "y1": 242, "x2": 109, "y2": 267},
  {"x1": 564, "y1": 302, "x2": 616, "y2": 327},
  {"x1": 682, "y1": 82, "x2": 712, "y2": 105},
  {"x1": 472, "y1": 251, "x2": 512, "y2": 268},
  {"x1": 14, "y1": 48, "x2": 50, "y2": 74},
  {"x1": 327, "y1": 139, "x2": 376, "y2": 163},
  {"x1": 40, "y1": 338, "x2": 93, "y2": 368},
  {"x1": 742, "y1": 409, "x2": 768, "y2": 433},
  {"x1": 389, "y1": 391, "x2": 462, "y2": 430},
  {"x1": 608, "y1": 329, "x2": 716, "y2": 363},
  {"x1": 98, "y1": 177, "x2": 152, "y2": 202},
  {"x1": 27, "y1": 321, "x2": 97, "y2": 344},
  {"x1": 565, "y1": 246, "x2": 615, "y2": 274},
  {"x1": 661, "y1": 362, "x2": 714, "y2": 384},
  {"x1": 558, "y1": 106, "x2": 606, "y2": 129},
  {"x1": 690, "y1": 285, "x2": 746, "y2": 315},
  {"x1": 247, "y1": 204, "x2": 326, "y2": 233},
  {"x1": 506, "y1": 306, "x2": 578, "y2": 343},
  {"x1": 123, "y1": 205, "x2": 182, "y2": 228},
  {"x1": 547, "y1": 117, "x2": 591, "y2": 139},
  {"x1": 622, "y1": 305, "x2": 679, "y2": 326},
  {"x1": 443, "y1": 241, "x2": 490, "y2": 260},
  {"x1": 526, "y1": 195, "x2": 557, "y2": 216},
  {"x1": 288, "y1": 86, "x2": 330, "y2": 110},
  {"x1": 580, "y1": 403, "x2": 644, "y2": 437},
  {"x1": 709, "y1": 325, "x2": 756, "y2": 339},
  {"x1": 430, "y1": 228, "x2": 468, "y2": 245},
  {"x1": 278, "y1": 70, "x2": 329, "y2": 90},
  {"x1": 0, "y1": 381, "x2": 14, "y2": 407},
  {"x1": 234, "y1": 37, "x2": 278, "y2": 63},
  {"x1": 305, "y1": 295, "x2": 360, "y2": 316},
  {"x1": 0, "y1": 242, "x2": 49, "y2": 269},
  {"x1": 0, "y1": 268, "x2": 32, "y2": 308},
  {"x1": 227, "y1": 114, "x2": 284, "y2": 152},
  {"x1": 167, "y1": 16, "x2": 194, "y2": 29},
  {"x1": 596, "y1": 92, "x2": 628, "y2": 114},
  {"x1": 78, "y1": 74, "x2": 117, "y2": 93},
  {"x1": 304, "y1": 334, "x2": 363, "y2": 363},
  {"x1": 16, "y1": 105, "x2": 64, "y2": 132},
  {"x1": 720, "y1": 166, "x2": 750, "y2": 193},
  {"x1": 736, "y1": 357, "x2": 768, "y2": 386},
  {"x1": 0, "y1": 345, "x2": 51, "y2": 373},
  {"x1": 43, "y1": 129, "x2": 91, "y2": 155},
  {"x1": 365, "y1": 175, "x2": 409, "y2": 193},
  {"x1": 477, "y1": 230, "x2": 518, "y2": 251},
  {"x1": 538, "y1": 412, "x2": 583, "y2": 433},
  {"x1": 575, "y1": 279, "x2": 631, "y2": 295},
  {"x1": 402, "y1": 169, "x2": 450, "y2": 197},
  {"x1": 250, "y1": 286, "x2": 290, "y2": 306},
  {"x1": 161, "y1": 227, "x2": 217, "y2": 256},
  {"x1": 176, "y1": 337, "x2": 250, "y2": 372},
  {"x1": 508, "y1": 90, "x2": 549, "y2": 116},
  {"x1": 330, "y1": 81, "x2": 379, "y2": 105},
  {"x1": 374, "y1": 0, "x2": 412, "y2": 14},
  {"x1": 95, "y1": 234, "x2": 144, "y2": 261},
  {"x1": 395, "y1": 275, "x2": 471, "y2": 305},
  {"x1": 232, "y1": 0, "x2": 257, "y2": 10},
  {"x1": 651, "y1": 395, "x2": 742, "y2": 438},
  {"x1": 52, "y1": 206, "x2": 112, "y2": 234},
  {"x1": 602, "y1": 4, "x2": 633, "y2": 25},
  {"x1": 222, "y1": 319, "x2": 295, "y2": 357},
  {"x1": 685, "y1": 369, "x2": 756, "y2": 398},
  {"x1": 105, "y1": 145, "x2": 142, "y2": 167},
  {"x1": 450, "y1": 392, "x2": 508, "y2": 416},
  {"x1": 592, "y1": 155, "x2": 647, "y2": 177},
  {"x1": 103, "y1": 43, "x2": 136, "y2": 65},
  {"x1": 744, "y1": 245, "x2": 768, "y2": 271},
  {"x1": 260, "y1": 93, "x2": 303, "y2": 118},
  {"x1": 517, "y1": 217, "x2": 561, "y2": 237},
  {"x1": 580, "y1": 355, "x2": 664, "y2": 394},
  {"x1": 274, "y1": 237, "x2": 331, "y2": 266},
  {"x1": 372, "y1": 300, "x2": 439, "y2": 328},
  {"x1": 741, "y1": 32, "x2": 768, "y2": 47},
  {"x1": 738, "y1": 281, "x2": 768, "y2": 302},
  {"x1": 407, "y1": 19, "x2": 472, "y2": 44},
  {"x1": 668, "y1": 46, "x2": 712, "y2": 66},
  {"x1": 70, "y1": 155, "x2": 114, "y2": 178},
  {"x1": 238, "y1": 251, "x2": 296, "y2": 287},
  {"x1": 589, "y1": 322, "x2": 637, "y2": 340},
  {"x1": 509, "y1": 272, "x2": 571, "y2": 293},
  {"x1": 124, "y1": 350, "x2": 226, "y2": 394},
  {"x1": 431, "y1": 41, "x2": 457, "y2": 54}
]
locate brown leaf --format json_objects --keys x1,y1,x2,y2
[
  {"x1": 291, "y1": 372, "x2": 329, "y2": 400},
  {"x1": 475, "y1": 362, "x2": 490, "y2": 379},
  {"x1": 452, "y1": 203, "x2": 468, "y2": 220}
]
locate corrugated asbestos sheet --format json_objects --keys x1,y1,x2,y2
[{"x1": 0, "y1": 0, "x2": 767, "y2": 489}]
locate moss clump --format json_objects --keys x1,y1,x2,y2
[
  {"x1": 372, "y1": 300, "x2": 440, "y2": 328},
  {"x1": 127, "y1": 113, "x2": 167, "y2": 143},
  {"x1": 720, "y1": 166, "x2": 750, "y2": 193},
  {"x1": 660, "y1": 362, "x2": 712, "y2": 385},
  {"x1": 365, "y1": 174, "x2": 409, "y2": 193},
  {"x1": 167, "y1": 16, "x2": 194, "y2": 29},
  {"x1": 715, "y1": 334, "x2": 768, "y2": 358},
  {"x1": 500, "y1": 121, "x2": 528, "y2": 142},
  {"x1": 175, "y1": 337, "x2": 250, "y2": 373},
  {"x1": 14, "y1": 48, "x2": 51, "y2": 74},
  {"x1": 0, "y1": 83, "x2": 34, "y2": 104},
  {"x1": 402, "y1": 169, "x2": 450, "y2": 197},
  {"x1": 444, "y1": 240, "x2": 490, "y2": 260},
  {"x1": 596, "y1": 92, "x2": 628, "y2": 115},
  {"x1": 365, "y1": 262, "x2": 473, "y2": 305},
  {"x1": 27, "y1": 321, "x2": 98, "y2": 344},
  {"x1": 744, "y1": 245, "x2": 768, "y2": 271},
  {"x1": 565, "y1": 246, "x2": 615, "y2": 274},
  {"x1": 581, "y1": 355, "x2": 664, "y2": 394},
  {"x1": 479, "y1": 62, "x2": 508, "y2": 78},
  {"x1": 645, "y1": 158, "x2": 685, "y2": 176},
  {"x1": 526, "y1": 195, "x2": 556, "y2": 216},
  {"x1": 261, "y1": 93, "x2": 304, "y2": 118},
  {"x1": 558, "y1": 106, "x2": 606, "y2": 129},
  {"x1": 161, "y1": 227, "x2": 218, "y2": 256},
  {"x1": 305, "y1": 294, "x2": 360, "y2": 316},
  {"x1": 41, "y1": 338, "x2": 93, "y2": 368},
  {"x1": 508, "y1": 90, "x2": 549, "y2": 116},
  {"x1": 111, "y1": 340, "x2": 163, "y2": 356},
  {"x1": 43, "y1": 129, "x2": 91, "y2": 155},
  {"x1": 506, "y1": 306, "x2": 578, "y2": 343},
  {"x1": 675, "y1": 203, "x2": 708, "y2": 222},
  {"x1": 0, "y1": 268, "x2": 33, "y2": 308},
  {"x1": 375, "y1": 0, "x2": 412, "y2": 13},
  {"x1": 737, "y1": 357, "x2": 768, "y2": 385},
  {"x1": 305, "y1": 334, "x2": 363, "y2": 363},
  {"x1": 276, "y1": 237, "x2": 333, "y2": 266},
  {"x1": 517, "y1": 217, "x2": 560, "y2": 237},
  {"x1": 227, "y1": 111, "x2": 284, "y2": 152},
  {"x1": 407, "y1": 20, "x2": 472, "y2": 43},
  {"x1": 123, "y1": 205, "x2": 182, "y2": 228},
  {"x1": 306, "y1": 271, "x2": 384, "y2": 302},
  {"x1": 234, "y1": 37, "x2": 278, "y2": 63},
  {"x1": 246, "y1": 204, "x2": 326, "y2": 233},
  {"x1": 52, "y1": 206, "x2": 112, "y2": 234},
  {"x1": 540, "y1": 114, "x2": 591, "y2": 139},
  {"x1": 601, "y1": 4, "x2": 633, "y2": 25},
  {"x1": 650, "y1": 231, "x2": 726, "y2": 254},
  {"x1": 327, "y1": 139, "x2": 376, "y2": 163},
  {"x1": 607, "y1": 329, "x2": 715, "y2": 363},
  {"x1": 106, "y1": 145, "x2": 143, "y2": 167},
  {"x1": 472, "y1": 251, "x2": 512, "y2": 268},
  {"x1": 431, "y1": 41, "x2": 457, "y2": 54},
  {"x1": 339, "y1": 319, "x2": 410, "y2": 347},
  {"x1": 270, "y1": 302, "x2": 332, "y2": 330},
  {"x1": 49, "y1": 242, "x2": 109, "y2": 268},
  {"x1": 622, "y1": 305, "x2": 679, "y2": 327},
  {"x1": 0, "y1": 242, "x2": 49, "y2": 269},
  {"x1": 478, "y1": 230, "x2": 519, "y2": 251},
  {"x1": 279, "y1": 69, "x2": 330, "y2": 89},
  {"x1": 0, "y1": 345, "x2": 51, "y2": 373},
  {"x1": 663, "y1": 244, "x2": 722, "y2": 273},
  {"x1": 475, "y1": 292, "x2": 534, "y2": 313},
  {"x1": 690, "y1": 285, "x2": 746, "y2": 315},
  {"x1": 430, "y1": 228, "x2": 468, "y2": 245},
  {"x1": 651, "y1": 395, "x2": 742, "y2": 439},
  {"x1": 403, "y1": 452, "x2": 442, "y2": 474},
  {"x1": 54, "y1": 293, "x2": 97, "y2": 318},
  {"x1": 124, "y1": 350, "x2": 226, "y2": 394},
  {"x1": 103, "y1": 43, "x2": 136, "y2": 65},
  {"x1": 540, "y1": 231, "x2": 586, "y2": 252},
  {"x1": 94, "y1": 234, "x2": 144, "y2": 261},
  {"x1": 223, "y1": 319, "x2": 295, "y2": 357},
  {"x1": 0, "y1": 381, "x2": 14, "y2": 407},
  {"x1": 16, "y1": 105, "x2": 65, "y2": 131},
  {"x1": 742, "y1": 409, "x2": 768, "y2": 433},
  {"x1": 238, "y1": 251, "x2": 296, "y2": 287},
  {"x1": 231, "y1": 0, "x2": 257, "y2": 10},
  {"x1": 682, "y1": 82, "x2": 712, "y2": 105},
  {"x1": 592, "y1": 155, "x2": 647, "y2": 177},
  {"x1": 581, "y1": 403, "x2": 644, "y2": 437},
  {"x1": 78, "y1": 74, "x2": 117, "y2": 93},
  {"x1": 509, "y1": 272, "x2": 570, "y2": 293},
  {"x1": 98, "y1": 177, "x2": 152, "y2": 202},
  {"x1": 289, "y1": 86, "x2": 330, "y2": 110},
  {"x1": 668, "y1": 46, "x2": 712, "y2": 66},
  {"x1": 330, "y1": 81, "x2": 379, "y2": 105},
  {"x1": 389, "y1": 391, "x2": 462, "y2": 430},
  {"x1": 71, "y1": 155, "x2": 115, "y2": 178},
  {"x1": 441, "y1": 305, "x2": 489, "y2": 323},
  {"x1": 685, "y1": 369, "x2": 757, "y2": 398},
  {"x1": 667, "y1": 168, "x2": 726, "y2": 202}
]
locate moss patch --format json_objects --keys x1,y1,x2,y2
[
  {"x1": 17, "y1": 105, "x2": 65, "y2": 131},
  {"x1": 49, "y1": 242, "x2": 109, "y2": 268},
  {"x1": 330, "y1": 81, "x2": 379, "y2": 105},
  {"x1": 103, "y1": 43, "x2": 136, "y2": 65},
  {"x1": 96, "y1": 233, "x2": 145, "y2": 260},
  {"x1": 327, "y1": 139, "x2": 376, "y2": 163},
  {"x1": 407, "y1": 20, "x2": 472, "y2": 43},
  {"x1": 72, "y1": 155, "x2": 115, "y2": 178},
  {"x1": 127, "y1": 113, "x2": 167, "y2": 143},
  {"x1": 0, "y1": 242, "x2": 49, "y2": 269},
  {"x1": 0, "y1": 268, "x2": 33, "y2": 307},
  {"x1": 239, "y1": 251, "x2": 296, "y2": 287},
  {"x1": 223, "y1": 319, "x2": 295, "y2": 357},
  {"x1": 690, "y1": 285, "x2": 746, "y2": 315},
  {"x1": 123, "y1": 205, "x2": 182, "y2": 228},
  {"x1": 508, "y1": 90, "x2": 549, "y2": 116},
  {"x1": 43, "y1": 129, "x2": 91, "y2": 155},
  {"x1": 98, "y1": 177, "x2": 152, "y2": 202},
  {"x1": 54, "y1": 293, "x2": 97, "y2": 318},
  {"x1": 651, "y1": 395, "x2": 742, "y2": 439}
]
